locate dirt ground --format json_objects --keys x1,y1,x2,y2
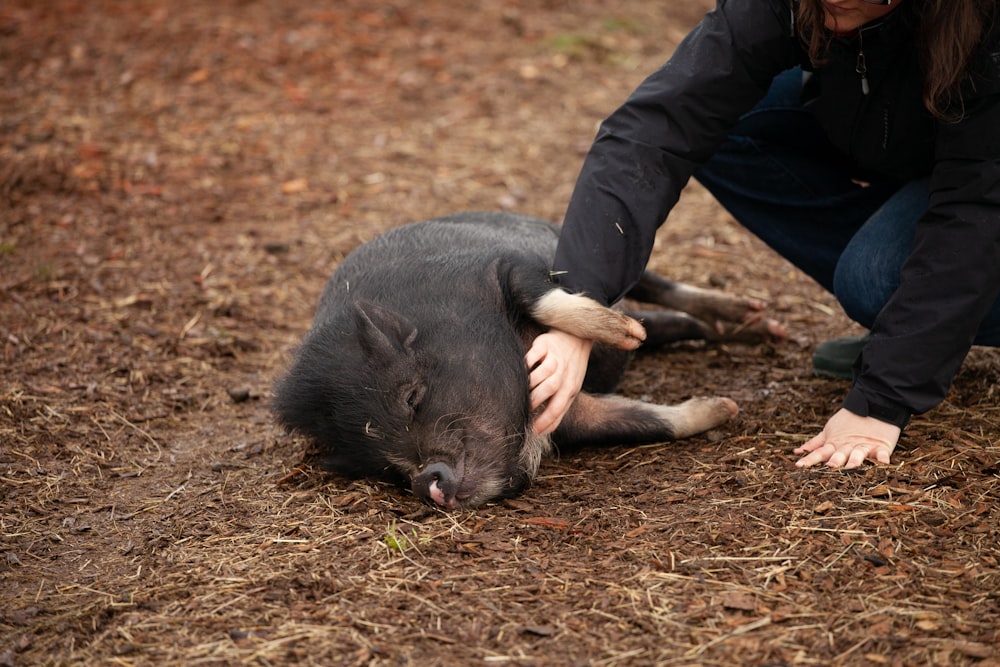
[{"x1": 2, "y1": 1, "x2": 999, "y2": 665}]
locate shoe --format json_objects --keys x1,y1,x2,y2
[{"x1": 812, "y1": 333, "x2": 869, "y2": 380}]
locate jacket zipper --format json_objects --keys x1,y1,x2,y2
[
  {"x1": 854, "y1": 20, "x2": 885, "y2": 96},
  {"x1": 885, "y1": 106, "x2": 892, "y2": 148},
  {"x1": 856, "y1": 28, "x2": 869, "y2": 95}
]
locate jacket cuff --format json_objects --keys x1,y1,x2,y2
[
  {"x1": 843, "y1": 388, "x2": 912, "y2": 429},
  {"x1": 549, "y1": 271, "x2": 611, "y2": 306}
]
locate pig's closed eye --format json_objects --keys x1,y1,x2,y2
[{"x1": 402, "y1": 384, "x2": 425, "y2": 413}]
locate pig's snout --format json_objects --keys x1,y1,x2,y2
[{"x1": 413, "y1": 462, "x2": 458, "y2": 507}]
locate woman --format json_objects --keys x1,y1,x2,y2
[{"x1": 527, "y1": 0, "x2": 1000, "y2": 468}]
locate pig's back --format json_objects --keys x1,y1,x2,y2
[
  {"x1": 356, "y1": 212, "x2": 558, "y2": 267},
  {"x1": 314, "y1": 212, "x2": 560, "y2": 322}
]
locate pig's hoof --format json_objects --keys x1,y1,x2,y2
[
  {"x1": 721, "y1": 397, "x2": 739, "y2": 418},
  {"x1": 713, "y1": 316, "x2": 788, "y2": 344},
  {"x1": 689, "y1": 396, "x2": 739, "y2": 420},
  {"x1": 664, "y1": 396, "x2": 739, "y2": 439}
]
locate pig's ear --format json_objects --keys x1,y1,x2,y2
[{"x1": 354, "y1": 299, "x2": 418, "y2": 356}]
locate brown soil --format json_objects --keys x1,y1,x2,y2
[{"x1": 2, "y1": 1, "x2": 998, "y2": 665}]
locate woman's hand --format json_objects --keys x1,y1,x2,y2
[
  {"x1": 525, "y1": 330, "x2": 593, "y2": 435},
  {"x1": 794, "y1": 408, "x2": 901, "y2": 468}
]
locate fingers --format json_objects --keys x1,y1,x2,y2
[
  {"x1": 793, "y1": 409, "x2": 901, "y2": 469},
  {"x1": 524, "y1": 330, "x2": 592, "y2": 435},
  {"x1": 825, "y1": 447, "x2": 853, "y2": 469},
  {"x1": 793, "y1": 437, "x2": 836, "y2": 468},
  {"x1": 529, "y1": 366, "x2": 577, "y2": 434},
  {"x1": 531, "y1": 382, "x2": 574, "y2": 435},
  {"x1": 844, "y1": 446, "x2": 870, "y2": 469},
  {"x1": 528, "y1": 362, "x2": 562, "y2": 409},
  {"x1": 794, "y1": 440, "x2": 863, "y2": 468},
  {"x1": 793, "y1": 431, "x2": 826, "y2": 456},
  {"x1": 528, "y1": 353, "x2": 581, "y2": 434},
  {"x1": 872, "y1": 446, "x2": 892, "y2": 465},
  {"x1": 525, "y1": 345, "x2": 544, "y2": 374},
  {"x1": 795, "y1": 441, "x2": 889, "y2": 469}
]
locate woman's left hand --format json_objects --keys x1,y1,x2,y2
[
  {"x1": 794, "y1": 408, "x2": 901, "y2": 468},
  {"x1": 526, "y1": 330, "x2": 593, "y2": 435}
]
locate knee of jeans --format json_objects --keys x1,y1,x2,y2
[{"x1": 832, "y1": 259, "x2": 887, "y2": 329}]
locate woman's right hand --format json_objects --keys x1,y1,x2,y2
[
  {"x1": 794, "y1": 408, "x2": 901, "y2": 468},
  {"x1": 526, "y1": 330, "x2": 593, "y2": 435}
]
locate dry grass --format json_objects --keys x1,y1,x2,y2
[{"x1": 1, "y1": 1, "x2": 998, "y2": 665}]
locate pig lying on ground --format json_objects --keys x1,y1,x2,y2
[{"x1": 273, "y1": 212, "x2": 784, "y2": 509}]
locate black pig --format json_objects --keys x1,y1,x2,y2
[{"x1": 273, "y1": 212, "x2": 782, "y2": 508}]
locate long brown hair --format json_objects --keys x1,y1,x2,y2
[{"x1": 796, "y1": 0, "x2": 997, "y2": 119}]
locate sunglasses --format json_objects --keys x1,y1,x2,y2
[{"x1": 861, "y1": 0, "x2": 892, "y2": 4}]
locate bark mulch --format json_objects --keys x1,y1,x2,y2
[{"x1": 2, "y1": 1, "x2": 998, "y2": 665}]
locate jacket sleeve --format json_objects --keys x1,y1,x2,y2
[
  {"x1": 845, "y1": 91, "x2": 1000, "y2": 426},
  {"x1": 552, "y1": 0, "x2": 800, "y2": 305}
]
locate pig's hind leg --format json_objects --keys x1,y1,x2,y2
[
  {"x1": 626, "y1": 272, "x2": 786, "y2": 344},
  {"x1": 523, "y1": 278, "x2": 781, "y2": 349},
  {"x1": 553, "y1": 392, "x2": 738, "y2": 448}
]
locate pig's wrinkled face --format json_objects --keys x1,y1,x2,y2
[
  {"x1": 275, "y1": 300, "x2": 552, "y2": 509},
  {"x1": 361, "y1": 319, "x2": 552, "y2": 509},
  {"x1": 382, "y1": 404, "x2": 553, "y2": 509}
]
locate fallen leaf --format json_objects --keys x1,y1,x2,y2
[
  {"x1": 721, "y1": 591, "x2": 757, "y2": 612},
  {"x1": 187, "y1": 68, "x2": 209, "y2": 84},
  {"x1": 814, "y1": 500, "x2": 835, "y2": 513},
  {"x1": 281, "y1": 178, "x2": 309, "y2": 194},
  {"x1": 521, "y1": 517, "x2": 569, "y2": 530},
  {"x1": 625, "y1": 525, "x2": 648, "y2": 538}
]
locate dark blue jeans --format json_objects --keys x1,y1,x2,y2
[{"x1": 694, "y1": 68, "x2": 1000, "y2": 346}]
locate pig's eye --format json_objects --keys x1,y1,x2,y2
[{"x1": 402, "y1": 384, "x2": 425, "y2": 413}]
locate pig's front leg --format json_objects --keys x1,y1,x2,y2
[{"x1": 530, "y1": 289, "x2": 646, "y2": 350}]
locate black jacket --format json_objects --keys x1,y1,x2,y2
[{"x1": 552, "y1": 0, "x2": 1000, "y2": 428}]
